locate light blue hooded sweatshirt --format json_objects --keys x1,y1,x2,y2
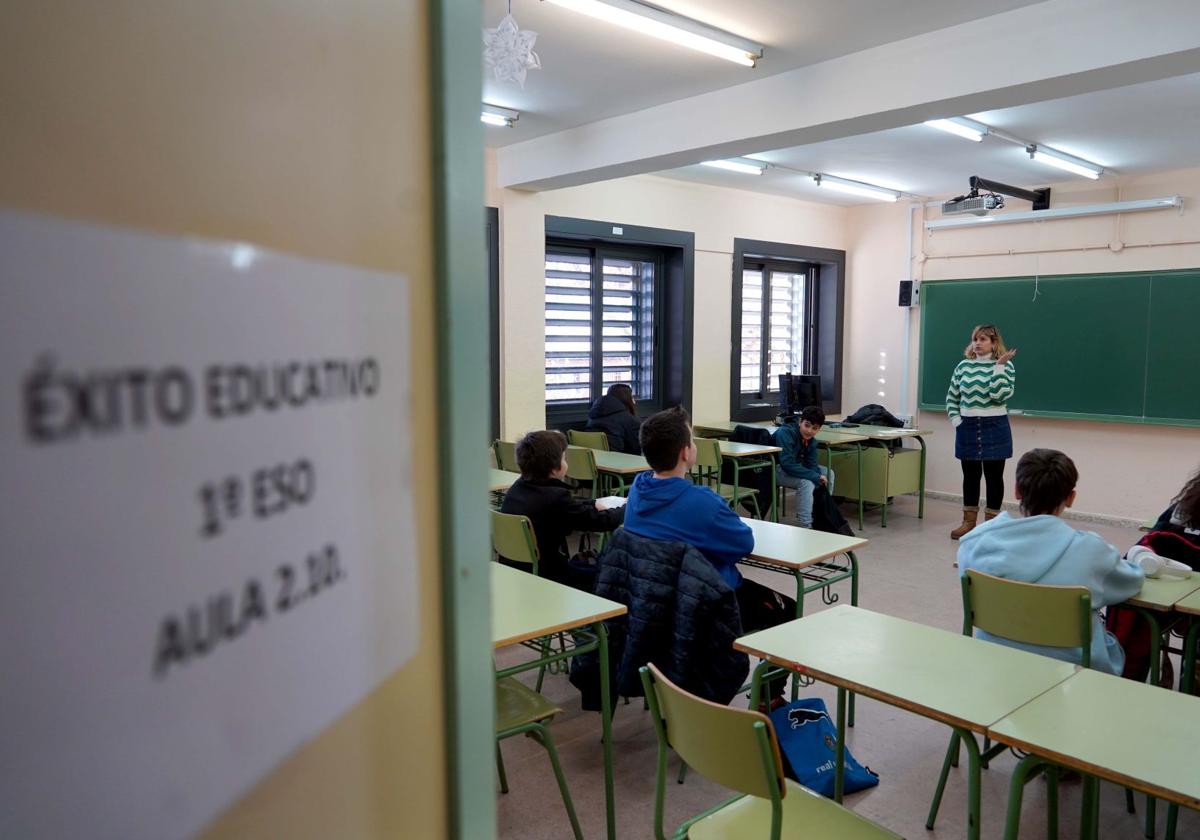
[{"x1": 956, "y1": 511, "x2": 1144, "y2": 675}]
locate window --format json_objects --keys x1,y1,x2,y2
[
  {"x1": 738, "y1": 261, "x2": 816, "y2": 400},
  {"x1": 544, "y1": 245, "x2": 658, "y2": 406},
  {"x1": 730, "y1": 238, "x2": 846, "y2": 422}
]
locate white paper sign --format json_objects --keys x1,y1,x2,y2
[{"x1": 0, "y1": 213, "x2": 419, "y2": 839}]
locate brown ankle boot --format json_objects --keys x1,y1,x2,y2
[
  {"x1": 950, "y1": 506, "x2": 979, "y2": 540},
  {"x1": 984, "y1": 508, "x2": 1001, "y2": 522}
]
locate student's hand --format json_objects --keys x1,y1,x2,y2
[
  {"x1": 594, "y1": 500, "x2": 608, "y2": 511},
  {"x1": 997, "y1": 348, "x2": 1018, "y2": 365},
  {"x1": 819, "y1": 475, "x2": 828, "y2": 487}
]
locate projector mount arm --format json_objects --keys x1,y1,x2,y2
[{"x1": 967, "y1": 176, "x2": 1051, "y2": 211}]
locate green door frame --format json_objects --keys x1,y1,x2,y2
[{"x1": 431, "y1": 2, "x2": 494, "y2": 838}]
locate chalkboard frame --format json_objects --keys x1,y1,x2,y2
[{"x1": 917, "y1": 269, "x2": 1200, "y2": 428}]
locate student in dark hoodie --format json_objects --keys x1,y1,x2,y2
[
  {"x1": 584, "y1": 383, "x2": 642, "y2": 454},
  {"x1": 623, "y1": 407, "x2": 795, "y2": 700},
  {"x1": 500, "y1": 430, "x2": 625, "y2": 586}
]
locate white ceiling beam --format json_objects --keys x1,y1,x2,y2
[{"x1": 497, "y1": 0, "x2": 1200, "y2": 191}]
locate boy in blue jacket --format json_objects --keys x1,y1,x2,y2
[
  {"x1": 957, "y1": 448, "x2": 1144, "y2": 675},
  {"x1": 775, "y1": 405, "x2": 834, "y2": 528},
  {"x1": 624, "y1": 407, "x2": 795, "y2": 701}
]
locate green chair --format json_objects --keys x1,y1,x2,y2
[
  {"x1": 926, "y1": 570, "x2": 1095, "y2": 839},
  {"x1": 493, "y1": 439, "x2": 520, "y2": 473},
  {"x1": 491, "y1": 510, "x2": 539, "y2": 576},
  {"x1": 568, "y1": 428, "x2": 611, "y2": 451},
  {"x1": 692, "y1": 437, "x2": 760, "y2": 518},
  {"x1": 566, "y1": 444, "x2": 610, "y2": 497},
  {"x1": 495, "y1": 677, "x2": 583, "y2": 840},
  {"x1": 639, "y1": 662, "x2": 900, "y2": 840}
]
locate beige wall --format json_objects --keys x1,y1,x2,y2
[
  {"x1": 2, "y1": 2, "x2": 447, "y2": 836},
  {"x1": 846, "y1": 168, "x2": 1200, "y2": 521},
  {"x1": 487, "y1": 152, "x2": 848, "y2": 437}
]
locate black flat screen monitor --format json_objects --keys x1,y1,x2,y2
[{"x1": 778, "y1": 373, "x2": 822, "y2": 416}]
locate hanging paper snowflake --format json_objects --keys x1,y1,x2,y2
[{"x1": 483, "y1": 13, "x2": 541, "y2": 87}]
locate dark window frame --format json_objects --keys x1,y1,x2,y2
[
  {"x1": 544, "y1": 215, "x2": 694, "y2": 429},
  {"x1": 730, "y1": 238, "x2": 845, "y2": 422},
  {"x1": 737, "y1": 259, "x2": 819, "y2": 401}
]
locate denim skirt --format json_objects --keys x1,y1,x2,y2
[{"x1": 955, "y1": 415, "x2": 1012, "y2": 461}]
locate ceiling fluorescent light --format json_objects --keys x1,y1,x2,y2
[
  {"x1": 1027, "y1": 144, "x2": 1102, "y2": 180},
  {"x1": 545, "y1": 0, "x2": 763, "y2": 67},
  {"x1": 701, "y1": 158, "x2": 766, "y2": 175},
  {"x1": 924, "y1": 117, "x2": 987, "y2": 142},
  {"x1": 814, "y1": 174, "x2": 899, "y2": 202},
  {"x1": 481, "y1": 104, "x2": 520, "y2": 128},
  {"x1": 925, "y1": 196, "x2": 1181, "y2": 230}
]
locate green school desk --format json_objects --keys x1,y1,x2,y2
[
  {"x1": 719, "y1": 439, "x2": 782, "y2": 521},
  {"x1": 693, "y1": 419, "x2": 931, "y2": 529},
  {"x1": 734, "y1": 605, "x2": 1076, "y2": 840},
  {"x1": 988, "y1": 668, "x2": 1200, "y2": 840},
  {"x1": 590, "y1": 449, "x2": 650, "y2": 495},
  {"x1": 491, "y1": 564, "x2": 627, "y2": 840},
  {"x1": 739, "y1": 517, "x2": 868, "y2": 712},
  {"x1": 1168, "y1": 589, "x2": 1200, "y2": 839},
  {"x1": 489, "y1": 468, "x2": 519, "y2": 492},
  {"x1": 1114, "y1": 574, "x2": 1200, "y2": 836}
]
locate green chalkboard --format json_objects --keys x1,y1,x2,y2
[{"x1": 918, "y1": 270, "x2": 1200, "y2": 427}]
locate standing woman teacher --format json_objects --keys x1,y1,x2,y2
[{"x1": 946, "y1": 324, "x2": 1017, "y2": 539}]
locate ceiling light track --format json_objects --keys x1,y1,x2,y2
[
  {"x1": 923, "y1": 116, "x2": 1109, "y2": 179},
  {"x1": 481, "y1": 103, "x2": 520, "y2": 127},
  {"x1": 545, "y1": 0, "x2": 763, "y2": 67}
]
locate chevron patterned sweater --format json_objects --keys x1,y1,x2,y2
[{"x1": 946, "y1": 357, "x2": 1015, "y2": 426}]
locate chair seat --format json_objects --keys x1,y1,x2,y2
[
  {"x1": 496, "y1": 677, "x2": 563, "y2": 732},
  {"x1": 714, "y1": 483, "x2": 758, "y2": 502},
  {"x1": 688, "y1": 781, "x2": 900, "y2": 840}
]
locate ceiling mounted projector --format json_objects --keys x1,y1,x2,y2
[
  {"x1": 941, "y1": 176, "x2": 1051, "y2": 218},
  {"x1": 942, "y1": 194, "x2": 1002, "y2": 216}
]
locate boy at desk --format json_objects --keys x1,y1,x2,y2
[
  {"x1": 624, "y1": 407, "x2": 795, "y2": 703},
  {"x1": 774, "y1": 404, "x2": 833, "y2": 529},
  {"x1": 500, "y1": 430, "x2": 624, "y2": 587},
  {"x1": 956, "y1": 448, "x2": 1143, "y2": 675}
]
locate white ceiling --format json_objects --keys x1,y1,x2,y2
[
  {"x1": 482, "y1": 0, "x2": 1042, "y2": 145},
  {"x1": 656, "y1": 72, "x2": 1200, "y2": 205}
]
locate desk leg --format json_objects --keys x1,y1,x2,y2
[
  {"x1": 834, "y1": 686, "x2": 846, "y2": 803},
  {"x1": 855, "y1": 443, "x2": 864, "y2": 530},
  {"x1": 1003, "y1": 754, "x2": 1056, "y2": 840},
  {"x1": 960, "y1": 729, "x2": 984, "y2": 840},
  {"x1": 848, "y1": 550, "x2": 859, "y2": 727},
  {"x1": 769, "y1": 455, "x2": 778, "y2": 522},
  {"x1": 916, "y1": 435, "x2": 927, "y2": 519},
  {"x1": 596, "y1": 621, "x2": 615, "y2": 840},
  {"x1": 1133, "y1": 607, "x2": 1164, "y2": 838},
  {"x1": 1166, "y1": 620, "x2": 1200, "y2": 840}
]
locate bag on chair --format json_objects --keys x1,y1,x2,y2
[{"x1": 768, "y1": 698, "x2": 879, "y2": 798}]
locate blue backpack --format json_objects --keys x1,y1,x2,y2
[{"x1": 768, "y1": 698, "x2": 879, "y2": 798}]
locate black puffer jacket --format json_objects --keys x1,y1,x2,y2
[
  {"x1": 584, "y1": 394, "x2": 642, "y2": 454},
  {"x1": 569, "y1": 528, "x2": 749, "y2": 710}
]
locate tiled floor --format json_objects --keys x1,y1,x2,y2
[{"x1": 495, "y1": 495, "x2": 1196, "y2": 839}]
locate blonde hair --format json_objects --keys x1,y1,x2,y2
[{"x1": 963, "y1": 324, "x2": 1008, "y2": 359}]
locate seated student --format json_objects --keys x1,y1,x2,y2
[
  {"x1": 623, "y1": 406, "x2": 795, "y2": 701},
  {"x1": 1142, "y1": 465, "x2": 1200, "y2": 569},
  {"x1": 584, "y1": 383, "x2": 642, "y2": 455},
  {"x1": 500, "y1": 430, "x2": 624, "y2": 586},
  {"x1": 957, "y1": 448, "x2": 1144, "y2": 675},
  {"x1": 774, "y1": 405, "x2": 834, "y2": 529},
  {"x1": 1106, "y1": 465, "x2": 1200, "y2": 683}
]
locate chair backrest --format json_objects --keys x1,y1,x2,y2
[
  {"x1": 641, "y1": 663, "x2": 783, "y2": 799},
  {"x1": 692, "y1": 437, "x2": 722, "y2": 473},
  {"x1": 491, "y1": 510, "x2": 540, "y2": 574},
  {"x1": 962, "y1": 569, "x2": 1092, "y2": 667},
  {"x1": 564, "y1": 445, "x2": 598, "y2": 482},
  {"x1": 568, "y1": 429, "x2": 610, "y2": 451},
  {"x1": 493, "y1": 439, "x2": 519, "y2": 473}
]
